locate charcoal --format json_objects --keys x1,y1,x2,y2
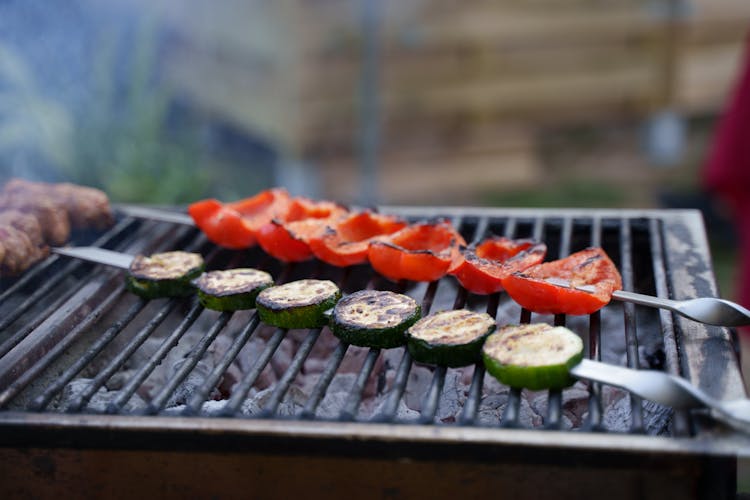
[
  {"x1": 234, "y1": 337, "x2": 279, "y2": 390},
  {"x1": 59, "y1": 378, "x2": 146, "y2": 413},
  {"x1": 165, "y1": 359, "x2": 220, "y2": 408},
  {"x1": 162, "y1": 400, "x2": 226, "y2": 416},
  {"x1": 436, "y1": 370, "x2": 470, "y2": 423},
  {"x1": 241, "y1": 385, "x2": 308, "y2": 417}
]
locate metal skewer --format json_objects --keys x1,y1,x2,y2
[{"x1": 545, "y1": 278, "x2": 750, "y2": 327}]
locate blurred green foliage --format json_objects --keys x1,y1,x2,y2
[
  {"x1": 0, "y1": 17, "x2": 208, "y2": 204},
  {"x1": 0, "y1": 45, "x2": 74, "y2": 173}
]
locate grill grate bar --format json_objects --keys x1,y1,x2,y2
[
  {"x1": 339, "y1": 348, "x2": 381, "y2": 421},
  {"x1": 0, "y1": 287, "x2": 80, "y2": 360},
  {"x1": 584, "y1": 310, "x2": 604, "y2": 430},
  {"x1": 620, "y1": 218, "x2": 644, "y2": 432},
  {"x1": 220, "y1": 327, "x2": 287, "y2": 417},
  {"x1": 70, "y1": 298, "x2": 181, "y2": 413},
  {"x1": 28, "y1": 297, "x2": 148, "y2": 411},
  {"x1": 147, "y1": 311, "x2": 232, "y2": 414},
  {"x1": 183, "y1": 313, "x2": 261, "y2": 416},
  {"x1": 106, "y1": 299, "x2": 203, "y2": 413},
  {"x1": 416, "y1": 266, "x2": 473, "y2": 424},
  {"x1": 649, "y1": 218, "x2": 690, "y2": 436},
  {"x1": 261, "y1": 327, "x2": 323, "y2": 418},
  {"x1": 298, "y1": 271, "x2": 378, "y2": 420},
  {"x1": 418, "y1": 365, "x2": 447, "y2": 424},
  {"x1": 500, "y1": 216, "x2": 546, "y2": 427},
  {"x1": 459, "y1": 291, "x2": 499, "y2": 425},
  {"x1": 371, "y1": 279, "x2": 439, "y2": 421},
  {"x1": 545, "y1": 217, "x2": 574, "y2": 429},
  {"x1": 501, "y1": 387, "x2": 523, "y2": 428},
  {"x1": 373, "y1": 349, "x2": 412, "y2": 422},
  {"x1": 301, "y1": 341, "x2": 350, "y2": 419},
  {"x1": 584, "y1": 216, "x2": 604, "y2": 430},
  {"x1": 0, "y1": 285, "x2": 126, "y2": 408}
]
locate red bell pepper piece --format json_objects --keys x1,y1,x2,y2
[
  {"x1": 256, "y1": 197, "x2": 347, "y2": 262},
  {"x1": 368, "y1": 220, "x2": 466, "y2": 282},
  {"x1": 450, "y1": 237, "x2": 547, "y2": 295},
  {"x1": 187, "y1": 188, "x2": 291, "y2": 249},
  {"x1": 501, "y1": 247, "x2": 622, "y2": 315},
  {"x1": 308, "y1": 211, "x2": 407, "y2": 267}
]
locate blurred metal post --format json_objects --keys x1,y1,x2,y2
[
  {"x1": 358, "y1": 0, "x2": 382, "y2": 206},
  {"x1": 644, "y1": 0, "x2": 692, "y2": 167}
]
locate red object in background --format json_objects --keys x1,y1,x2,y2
[
  {"x1": 368, "y1": 220, "x2": 466, "y2": 282},
  {"x1": 501, "y1": 247, "x2": 622, "y2": 315},
  {"x1": 449, "y1": 237, "x2": 547, "y2": 295},
  {"x1": 308, "y1": 211, "x2": 407, "y2": 267},
  {"x1": 188, "y1": 188, "x2": 291, "y2": 249},
  {"x1": 703, "y1": 35, "x2": 750, "y2": 331}
]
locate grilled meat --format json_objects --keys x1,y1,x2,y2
[
  {"x1": 0, "y1": 178, "x2": 114, "y2": 277},
  {"x1": 0, "y1": 224, "x2": 47, "y2": 277},
  {"x1": 2, "y1": 179, "x2": 113, "y2": 231},
  {"x1": 0, "y1": 209, "x2": 45, "y2": 247},
  {"x1": 0, "y1": 194, "x2": 70, "y2": 246}
]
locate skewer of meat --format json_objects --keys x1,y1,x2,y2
[
  {"x1": 0, "y1": 178, "x2": 114, "y2": 276},
  {"x1": 0, "y1": 209, "x2": 46, "y2": 248},
  {"x1": 2, "y1": 179, "x2": 113, "y2": 231},
  {"x1": 0, "y1": 193, "x2": 71, "y2": 246},
  {"x1": 0, "y1": 224, "x2": 47, "y2": 277}
]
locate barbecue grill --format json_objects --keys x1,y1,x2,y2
[{"x1": 0, "y1": 205, "x2": 747, "y2": 499}]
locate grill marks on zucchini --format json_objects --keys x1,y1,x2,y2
[
  {"x1": 194, "y1": 268, "x2": 273, "y2": 311},
  {"x1": 482, "y1": 323, "x2": 584, "y2": 390},
  {"x1": 331, "y1": 290, "x2": 421, "y2": 348},
  {"x1": 127, "y1": 251, "x2": 205, "y2": 299},
  {"x1": 406, "y1": 309, "x2": 496, "y2": 367},
  {"x1": 256, "y1": 279, "x2": 341, "y2": 329}
]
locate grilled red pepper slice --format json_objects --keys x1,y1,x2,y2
[
  {"x1": 450, "y1": 237, "x2": 547, "y2": 295},
  {"x1": 501, "y1": 247, "x2": 622, "y2": 315},
  {"x1": 256, "y1": 197, "x2": 347, "y2": 262},
  {"x1": 308, "y1": 211, "x2": 407, "y2": 267},
  {"x1": 368, "y1": 220, "x2": 466, "y2": 282},
  {"x1": 188, "y1": 188, "x2": 291, "y2": 249}
]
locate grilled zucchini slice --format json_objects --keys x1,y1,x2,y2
[
  {"x1": 126, "y1": 251, "x2": 205, "y2": 299},
  {"x1": 330, "y1": 290, "x2": 421, "y2": 348},
  {"x1": 482, "y1": 323, "x2": 584, "y2": 391},
  {"x1": 193, "y1": 268, "x2": 273, "y2": 311},
  {"x1": 256, "y1": 279, "x2": 341, "y2": 329},
  {"x1": 406, "y1": 309, "x2": 496, "y2": 367}
]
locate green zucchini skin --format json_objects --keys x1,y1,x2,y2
[
  {"x1": 482, "y1": 323, "x2": 584, "y2": 391},
  {"x1": 330, "y1": 290, "x2": 421, "y2": 348},
  {"x1": 406, "y1": 310, "x2": 496, "y2": 367},
  {"x1": 126, "y1": 251, "x2": 205, "y2": 299},
  {"x1": 194, "y1": 268, "x2": 273, "y2": 311},
  {"x1": 256, "y1": 279, "x2": 341, "y2": 329}
]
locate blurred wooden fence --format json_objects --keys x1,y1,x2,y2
[{"x1": 153, "y1": 0, "x2": 749, "y2": 201}]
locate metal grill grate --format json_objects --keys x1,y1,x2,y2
[
  {"x1": 0, "y1": 206, "x2": 746, "y2": 499},
  {"x1": 0, "y1": 207, "x2": 737, "y2": 437}
]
